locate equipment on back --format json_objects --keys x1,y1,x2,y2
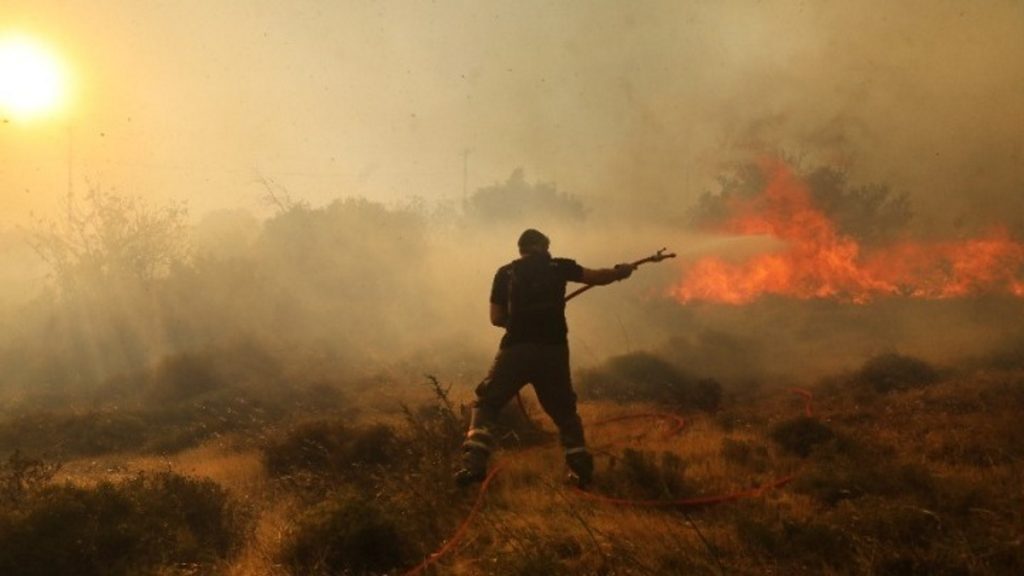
[
  {"x1": 507, "y1": 255, "x2": 565, "y2": 322},
  {"x1": 498, "y1": 253, "x2": 573, "y2": 348}
]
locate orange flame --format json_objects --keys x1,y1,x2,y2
[{"x1": 672, "y1": 159, "x2": 1024, "y2": 304}]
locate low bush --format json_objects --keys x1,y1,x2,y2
[
  {"x1": 279, "y1": 491, "x2": 411, "y2": 576},
  {"x1": 720, "y1": 438, "x2": 769, "y2": 472},
  {"x1": 0, "y1": 410, "x2": 149, "y2": 457},
  {"x1": 598, "y1": 449, "x2": 691, "y2": 500},
  {"x1": 736, "y1": 517, "x2": 854, "y2": 568},
  {"x1": 0, "y1": 451, "x2": 61, "y2": 505},
  {"x1": 147, "y1": 351, "x2": 225, "y2": 402},
  {"x1": 855, "y1": 353, "x2": 940, "y2": 393},
  {"x1": 794, "y1": 450, "x2": 936, "y2": 506},
  {"x1": 0, "y1": 378, "x2": 346, "y2": 459},
  {"x1": 263, "y1": 420, "x2": 400, "y2": 483},
  {"x1": 578, "y1": 352, "x2": 721, "y2": 411},
  {"x1": 488, "y1": 539, "x2": 576, "y2": 576},
  {"x1": 0, "y1": 472, "x2": 244, "y2": 576},
  {"x1": 769, "y1": 417, "x2": 835, "y2": 457}
]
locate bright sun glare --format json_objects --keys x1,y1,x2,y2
[{"x1": 0, "y1": 33, "x2": 69, "y2": 121}]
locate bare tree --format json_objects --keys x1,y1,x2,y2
[{"x1": 31, "y1": 187, "x2": 190, "y2": 294}]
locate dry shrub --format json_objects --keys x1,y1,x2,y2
[
  {"x1": 0, "y1": 346, "x2": 347, "y2": 459},
  {"x1": 486, "y1": 536, "x2": 577, "y2": 576},
  {"x1": 0, "y1": 393, "x2": 289, "y2": 459},
  {"x1": 0, "y1": 471, "x2": 244, "y2": 576},
  {"x1": 768, "y1": 416, "x2": 835, "y2": 457},
  {"x1": 854, "y1": 353, "x2": 940, "y2": 393},
  {"x1": 279, "y1": 490, "x2": 411, "y2": 576},
  {"x1": 597, "y1": 449, "x2": 692, "y2": 500},
  {"x1": 797, "y1": 460, "x2": 936, "y2": 507},
  {"x1": 147, "y1": 351, "x2": 225, "y2": 402},
  {"x1": 0, "y1": 410, "x2": 149, "y2": 457},
  {"x1": 263, "y1": 420, "x2": 399, "y2": 484},
  {"x1": 720, "y1": 437, "x2": 769, "y2": 472},
  {"x1": 735, "y1": 516, "x2": 855, "y2": 569},
  {"x1": 578, "y1": 352, "x2": 721, "y2": 412},
  {"x1": 0, "y1": 451, "x2": 61, "y2": 505}
]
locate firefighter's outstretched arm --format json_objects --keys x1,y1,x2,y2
[
  {"x1": 490, "y1": 302, "x2": 508, "y2": 327},
  {"x1": 579, "y1": 264, "x2": 635, "y2": 286}
]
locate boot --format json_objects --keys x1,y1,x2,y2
[
  {"x1": 566, "y1": 450, "x2": 594, "y2": 489},
  {"x1": 454, "y1": 446, "x2": 489, "y2": 487}
]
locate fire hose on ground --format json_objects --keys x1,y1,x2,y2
[
  {"x1": 403, "y1": 389, "x2": 815, "y2": 575},
  {"x1": 403, "y1": 248, "x2": 817, "y2": 574}
]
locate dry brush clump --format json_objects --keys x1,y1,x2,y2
[
  {"x1": 768, "y1": 416, "x2": 836, "y2": 457},
  {"x1": 0, "y1": 466, "x2": 247, "y2": 576},
  {"x1": 577, "y1": 351, "x2": 722, "y2": 412},
  {"x1": 719, "y1": 437, "x2": 770, "y2": 473},
  {"x1": 0, "y1": 346, "x2": 348, "y2": 460},
  {"x1": 748, "y1": 365, "x2": 1024, "y2": 575},
  {"x1": 278, "y1": 488, "x2": 413, "y2": 576},
  {"x1": 596, "y1": 448, "x2": 694, "y2": 500},
  {"x1": 263, "y1": 420, "x2": 400, "y2": 490},
  {"x1": 259, "y1": 376, "x2": 487, "y2": 575},
  {"x1": 820, "y1": 352, "x2": 942, "y2": 398}
]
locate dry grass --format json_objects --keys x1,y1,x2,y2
[{"x1": 5, "y1": 366, "x2": 1023, "y2": 575}]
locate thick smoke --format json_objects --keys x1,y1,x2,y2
[{"x1": 0, "y1": 1, "x2": 1022, "y2": 409}]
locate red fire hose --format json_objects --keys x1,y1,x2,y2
[
  {"x1": 403, "y1": 388, "x2": 815, "y2": 575},
  {"x1": 405, "y1": 250, "x2": 810, "y2": 574}
]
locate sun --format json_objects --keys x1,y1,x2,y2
[{"x1": 0, "y1": 33, "x2": 70, "y2": 121}]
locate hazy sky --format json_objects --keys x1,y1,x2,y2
[{"x1": 2, "y1": 0, "x2": 1021, "y2": 229}]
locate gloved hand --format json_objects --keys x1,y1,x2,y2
[{"x1": 614, "y1": 263, "x2": 635, "y2": 280}]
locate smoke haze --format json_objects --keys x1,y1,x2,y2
[
  {"x1": 2, "y1": 1, "x2": 1020, "y2": 223},
  {"x1": 1, "y1": 1, "x2": 1022, "y2": 406}
]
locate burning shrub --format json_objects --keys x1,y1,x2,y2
[
  {"x1": 578, "y1": 352, "x2": 721, "y2": 412},
  {"x1": 855, "y1": 353, "x2": 940, "y2": 393},
  {"x1": 0, "y1": 472, "x2": 244, "y2": 576},
  {"x1": 769, "y1": 417, "x2": 835, "y2": 457},
  {"x1": 279, "y1": 491, "x2": 410, "y2": 576}
]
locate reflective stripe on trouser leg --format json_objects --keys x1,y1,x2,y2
[
  {"x1": 565, "y1": 446, "x2": 590, "y2": 457},
  {"x1": 466, "y1": 427, "x2": 493, "y2": 441},
  {"x1": 463, "y1": 427, "x2": 494, "y2": 453},
  {"x1": 463, "y1": 439, "x2": 491, "y2": 453}
]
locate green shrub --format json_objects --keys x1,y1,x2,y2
[
  {"x1": 0, "y1": 472, "x2": 243, "y2": 576},
  {"x1": 578, "y1": 352, "x2": 721, "y2": 411},
  {"x1": 855, "y1": 353, "x2": 940, "y2": 393},
  {"x1": 280, "y1": 492, "x2": 410, "y2": 576},
  {"x1": 769, "y1": 417, "x2": 835, "y2": 457}
]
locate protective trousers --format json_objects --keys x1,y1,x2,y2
[{"x1": 462, "y1": 343, "x2": 590, "y2": 476}]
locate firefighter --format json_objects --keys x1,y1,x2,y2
[{"x1": 455, "y1": 229, "x2": 635, "y2": 488}]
